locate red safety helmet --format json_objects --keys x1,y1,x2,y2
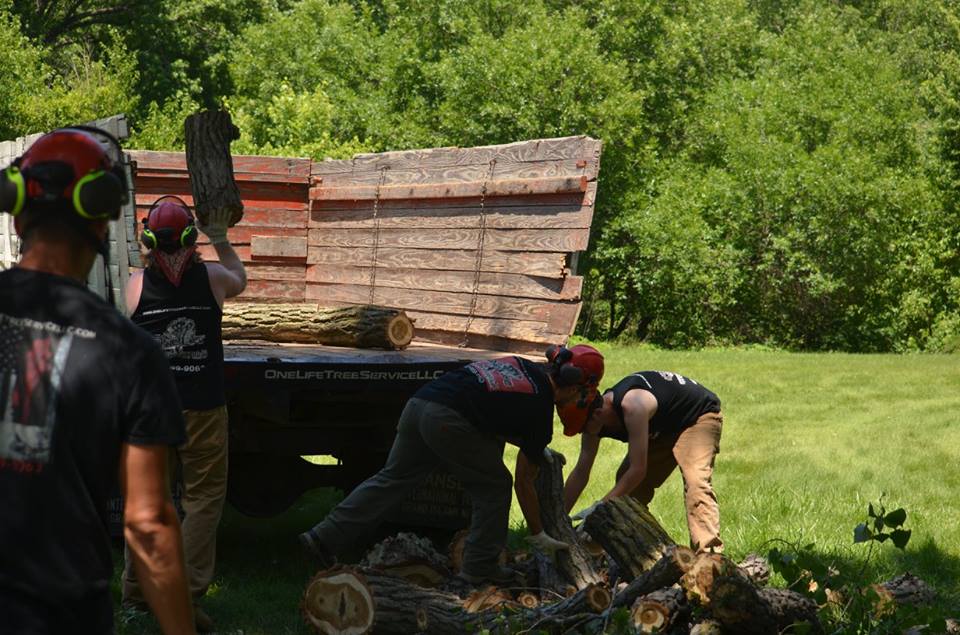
[
  {"x1": 140, "y1": 196, "x2": 198, "y2": 252},
  {"x1": 546, "y1": 344, "x2": 605, "y2": 436},
  {"x1": 0, "y1": 127, "x2": 127, "y2": 220}
]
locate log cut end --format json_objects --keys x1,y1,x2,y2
[{"x1": 302, "y1": 567, "x2": 375, "y2": 635}]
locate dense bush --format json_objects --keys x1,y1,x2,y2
[{"x1": 3, "y1": 0, "x2": 958, "y2": 351}]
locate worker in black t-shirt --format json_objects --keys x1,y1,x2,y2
[
  {"x1": 300, "y1": 344, "x2": 605, "y2": 585},
  {"x1": 565, "y1": 371, "x2": 724, "y2": 552},
  {"x1": 122, "y1": 195, "x2": 246, "y2": 632},
  {"x1": 0, "y1": 128, "x2": 194, "y2": 634}
]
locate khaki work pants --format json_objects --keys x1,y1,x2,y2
[
  {"x1": 616, "y1": 411, "x2": 723, "y2": 552},
  {"x1": 123, "y1": 405, "x2": 229, "y2": 602}
]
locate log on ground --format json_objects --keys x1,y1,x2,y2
[
  {"x1": 631, "y1": 586, "x2": 689, "y2": 634},
  {"x1": 610, "y1": 545, "x2": 697, "y2": 610},
  {"x1": 222, "y1": 302, "x2": 414, "y2": 349},
  {"x1": 582, "y1": 496, "x2": 676, "y2": 581}
]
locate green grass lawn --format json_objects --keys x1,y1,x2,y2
[{"x1": 114, "y1": 346, "x2": 960, "y2": 633}]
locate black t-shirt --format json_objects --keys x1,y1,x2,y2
[
  {"x1": 131, "y1": 263, "x2": 225, "y2": 409},
  {"x1": 0, "y1": 268, "x2": 186, "y2": 633},
  {"x1": 603, "y1": 371, "x2": 721, "y2": 441},
  {"x1": 414, "y1": 356, "x2": 554, "y2": 462}
]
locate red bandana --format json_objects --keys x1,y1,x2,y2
[{"x1": 153, "y1": 246, "x2": 197, "y2": 286}]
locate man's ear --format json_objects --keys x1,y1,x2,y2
[{"x1": 90, "y1": 219, "x2": 109, "y2": 241}]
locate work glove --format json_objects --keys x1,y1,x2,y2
[
  {"x1": 526, "y1": 531, "x2": 569, "y2": 556},
  {"x1": 542, "y1": 447, "x2": 555, "y2": 464},
  {"x1": 198, "y1": 206, "x2": 232, "y2": 245},
  {"x1": 571, "y1": 501, "x2": 602, "y2": 523}
]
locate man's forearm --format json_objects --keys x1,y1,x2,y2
[
  {"x1": 563, "y1": 468, "x2": 589, "y2": 513},
  {"x1": 125, "y1": 501, "x2": 195, "y2": 635},
  {"x1": 213, "y1": 241, "x2": 247, "y2": 284},
  {"x1": 515, "y1": 473, "x2": 544, "y2": 535},
  {"x1": 605, "y1": 465, "x2": 646, "y2": 501}
]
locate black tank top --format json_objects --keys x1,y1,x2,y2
[
  {"x1": 600, "y1": 371, "x2": 721, "y2": 442},
  {"x1": 131, "y1": 264, "x2": 225, "y2": 409}
]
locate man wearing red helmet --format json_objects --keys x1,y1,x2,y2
[
  {"x1": 299, "y1": 344, "x2": 604, "y2": 584},
  {"x1": 565, "y1": 371, "x2": 725, "y2": 553},
  {"x1": 0, "y1": 128, "x2": 194, "y2": 634},
  {"x1": 122, "y1": 195, "x2": 246, "y2": 631}
]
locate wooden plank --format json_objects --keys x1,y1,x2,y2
[
  {"x1": 413, "y1": 329, "x2": 548, "y2": 354},
  {"x1": 306, "y1": 246, "x2": 567, "y2": 277},
  {"x1": 305, "y1": 266, "x2": 582, "y2": 300},
  {"x1": 311, "y1": 136, "x2": 598, "y2": 175},
  {"x1": 313, "y1": 158, "x2": 598, "y2": 187},
  {"x1": 135, "y1": 194, "x2": 307, "y2": 212},
  {"x1": 305, "y1": 283, "x2": 579, "y2": 332},
  {"x1": 311, "y1": 175, "x2": 588, "y2": 202},
  {"x1": 131, "y1": 150, "x2": 311, "y2": 178},
  {"x1": 309, "y1": 203, "x2": 593, "y2": 230},
  {"x1": 251, "y1": 235, "x2": 308, "y2": 259},
  {"x1": 239, "y1": 279, "x2": 305, "y2": 301},
  {"x1": 307, "y1": 227, "x2": 589, "y2": 252},
  {"x1": 310, "y1": 181, "x2": 598, "y2": 211},
  {"x1": 246, "y1": 264, "x2": 308, "y2": 281}
]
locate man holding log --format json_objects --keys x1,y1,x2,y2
[
  {"x1": 565, "y1": 371, "x2": 724, "y2": 553},
  {"x1": 300, "y1": 344, "x2": 605, "y2": 584},
  {"x1": 0, "y1": 128, "x2": 194, "y2": 634},
  {"x1": 122, "y1": 196, "x2": 246, "y2": 632}
]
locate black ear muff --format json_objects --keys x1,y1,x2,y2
[
  {"x1": 140, "y1": 218, "x2": 157, "y2": 249},
  {"x1": 74, "y1": 169, "x2": 124, "y2": 220},
  {"x1": 558, "y1": 362, "x2": 585, "y2": 386},
  {"x1": 180, "y1": 223, "x2": 198, "y2": 247},
  {"x1": 0, "y1": 165, "x2": 26, "y2": 216}
]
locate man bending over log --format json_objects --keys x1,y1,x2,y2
[
  {"x1": 565, "y1": 371, "x2": 724, "y2": 553},
  {"x1": 300, "y1": 345, "x2": 605, "y2": 585}
]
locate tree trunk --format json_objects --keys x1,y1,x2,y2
[
  {"x1": 534, "y1": 449, "x2": 603, "y2": 590},
  {"x1": 710, "y1": 574, "x2": 821, "y2": 635},
  {"x1": 303, "y1": 567, "x2": 610, "y2": 635},
  {"x1": 582, "y1": 496, "x2": 676, "y2": 581},
  {"x1": 184, "y1": 109, "x2": 244, "y2": 227},
  {"x1": 631, "y1": 586, "x2": 689, "y2": 634},
  {"x1": 611, "y1": 545, "x2": 697, "y2": 610},
  {"x1": 221, "y1": 303, "x2": 414, "y2": 349}
]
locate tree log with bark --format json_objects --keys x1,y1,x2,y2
[
  {"x1": 631, "y1": 585, "x2": 690, "y2": 634},
  {"x1": 709, "y1": 574, "x2": 821, "y2": 634},
  {"x1": 221, "y1": 303, "x2": 414, "y2": 349},
  {"x1": 184, "y1": 109, "x2": 244, "y2": 228},
  {"x1": 611, "y1": 545, "x2": 697, "y2": 610},
  {"x1": 534, "y1": 449, "x2": 603, "y2": 590},
  {"x1": 582, "y1": 496, "x2": 676, "y2": 581}
]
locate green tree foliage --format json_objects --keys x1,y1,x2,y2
[{"x1": 2, "y1": 0, "x2": 958, "y2": 351}]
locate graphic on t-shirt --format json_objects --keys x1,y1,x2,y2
[
  {"x1": 0, "y1": 314, "x2": 77, "y2": 465},
  {"x1": 467, "y1": 358, "x2": 536, "y2": 394},
  {"x1": 158, "y1": 317, "x2": 207, "y2": 360}
]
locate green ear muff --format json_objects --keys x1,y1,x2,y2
[
  {"x1": 180, "y1": 223, "x2": 198, "y2": 247},
  {"x1": 73, "y1": 170, "x2": 111, "y2": 219},
  {"x1": 1, "y1": 166, "x2": 27, "y2": 216},
  {"x1": 141, "y1": 226, "x2": 158, "y2": 250}
]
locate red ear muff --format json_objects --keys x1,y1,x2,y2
[{"x1": 0, "y1": 165, "x2": 26, "y2": 216}]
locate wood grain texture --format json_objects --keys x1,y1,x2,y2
[
  {"x1": 307, "y1": 227, "x2": 589, "y2": 252},
  {"x1": 309, "y1": 201, "x2": 593, "y2": 230},
  {"x1": 313, "y1": 158, "x2": 598, "y2": 187},
  {"x1": 251, "y1": 235, "x2": 308, "y2": 259},
  {"x1": 311, "y1": 175, "x2": 588, "y2": 202},
  {"x1": 131, "y1": 150, "x2": 311, "y2": 178},
  {"x1": 305, "y1": 283, "x2": 579, "y2": 332},
  {"x1": 306, "y1": 266, "x2": 582, "y2": 300},
  {"x1": 306, "y1": 246, "x2": 567, "y2": 277}
]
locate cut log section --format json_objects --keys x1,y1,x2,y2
[
  {"x1": 611, "y1": 545, "x2": 697, "y2": 610},
  {"x1": 301, "y1": 566, "x2": 375, "y2": 635},
  {"x1": 183, "y1": 109, "x2": 244, "y2": 227},
  {"x1": 221, "y1": 303, "x2": 414, "y2": 349},
  {"x1": 582, "y1": 496, "x2": 676, "y2": 581},
  {"x1": 631, "y1": 586, "x2": 689, "y2": 634},
  {"x1": 680, "y1": 552, "x2": 745, "y2": 606},
  {"x1": 534, "y1": 449, "x2": 603, "y2": 590}
]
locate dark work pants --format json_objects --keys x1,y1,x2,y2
[{"x1": 309, "y1": 398, "x2": 512, "y2": 575}]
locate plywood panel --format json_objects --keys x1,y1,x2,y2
[
  {"x1": 309, "y1": 202, "x2": 593, "y2": 230},
  {"x1": 251, "y1": 235, "x2": 308, "y2": 259}
]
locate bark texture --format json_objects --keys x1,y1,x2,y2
[
  {"x1": 221, "y1": 302, "x2": 414, "y2": 349},
  {"x1": 184, "y1": 109, "x2": 243, "y2": 227},
  {"x1": 582, "y1": 496, "x2": 676, "y2": 581},
  {"x1": 631, "y1": 586, "x2": 689, "y2": 634}
]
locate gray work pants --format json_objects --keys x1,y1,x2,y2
[{"x1": 310, "y1": 398, "x2": 512, "y2": 575}]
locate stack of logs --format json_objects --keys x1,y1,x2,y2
[{"x1": 301, "y1": 450, "x2": 942, "y2": 634}]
